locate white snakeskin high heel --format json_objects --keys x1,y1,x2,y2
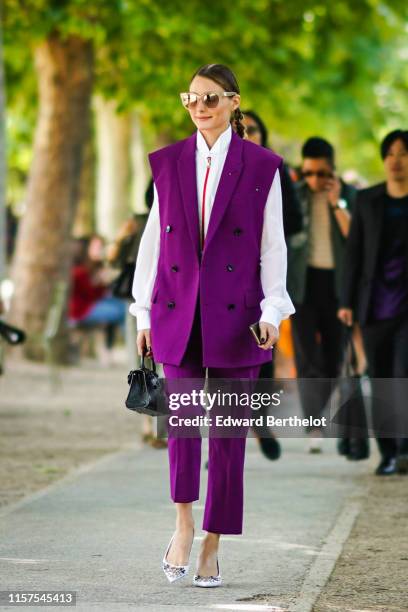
[
  {"x1": 193, "y1": 558, "x2": 222, "y2": 587},
  {"x1": 162, "y1": 528, "x2": 195, "y2": 583}
]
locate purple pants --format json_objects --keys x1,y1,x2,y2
[{"x1": 163, "y1": 300, "x2": 260, "y2": 534}]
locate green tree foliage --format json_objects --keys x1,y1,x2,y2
[{"x1": 3, "y1": 0, "x2": 408, "y2": 194}]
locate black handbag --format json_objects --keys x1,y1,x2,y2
[
  {"x1": 125, "y1": 352, "x2": 168, "y2": 416},
  {"x1": 335, "y1": 327, "x2": 370, "y2": 461}
]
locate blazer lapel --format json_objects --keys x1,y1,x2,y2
[
  {"x1": 203, "y1": 130, "x2": 244, "y2": 255},
  {"x1": 368, "y1": 184, "x2": 386, "y2": 278},
  {"x1": 177, "y1": 133, "x2": 200, "y2": 259}
]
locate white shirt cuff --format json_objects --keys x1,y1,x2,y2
[
  {"x1": 259, "y1": 305, "x2": 282, "y2": 331},
  {"x1": 128, "y1": 303, "x2": 151, "y2": 330},
  {"x1": 136, "y1": 310, "x2": 151, "y2": 330}
]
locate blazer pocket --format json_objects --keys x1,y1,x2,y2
[{"x1": 245, "y1": 289, "x2": 262, "y2": 308}]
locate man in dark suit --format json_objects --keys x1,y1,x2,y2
[
  {"x1": 287, "y1": 137, "x2": 356, "y2": 452},
  {"x1": 338, "y1": 129, "x2": 408, "y2": 476}
]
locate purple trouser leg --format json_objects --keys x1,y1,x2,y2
[
  {"x1": 203, "y1": 363, "x2": 260, "y2": 534},
  {"x1": 163, "y1": 301, "x2": 261, "y2": 534},
  {"x1": 163, "y1": 357, "x2": 205, "y2": 505}
]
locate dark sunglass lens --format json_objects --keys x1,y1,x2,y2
[
  {"x1": 246, "y1": 126, "x2": 260, "y2": 135},
  {"x1": 205, "y1": 93, "x2": 220, "y2": 108},
  {"x1": 303, "y1": 170, "x2": 332, "y2": 178}
]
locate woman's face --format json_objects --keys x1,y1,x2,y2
[
  {"x1": 187, "y1": 75, "x2": 240, "y2": 134},
  {"x1": 243, "y1": 115, "x2": 262, "y2": 146},
  {"x1": 88, "y1": 236, "x2": 105, "y2": 262}
]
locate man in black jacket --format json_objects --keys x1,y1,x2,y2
[
  {"x1": 287, "y1": 137, "x2": 356, "y2": 452},
  {"x1": 338, "y1": 129, "x2": 408, "y2": 476}
]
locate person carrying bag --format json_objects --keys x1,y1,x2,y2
[{"x1": 335, "y1": 325, "x2": 370, "y2": 461}]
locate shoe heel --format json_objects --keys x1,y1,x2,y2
[{"x1": 162, "y1": 529, "x2": 194, "y2": 583}]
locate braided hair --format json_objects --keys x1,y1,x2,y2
[
  {"x1": 232, "y1": 108, "x2": 245, "y2": 138},
  {"x1": 190, "y1": 64, "x2": 246, "y2": 139}
]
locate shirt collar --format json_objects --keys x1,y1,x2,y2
[{"x1": 196, "y1": 124, "x2": 232, "y2": 156}]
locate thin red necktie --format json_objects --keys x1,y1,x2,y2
[{"x1": 201, "y1": 156, "x2": 211, "y2": 250}]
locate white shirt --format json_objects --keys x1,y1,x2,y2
[{"x1": 129, "y1": 124, "x2": 295, "y2": 331}]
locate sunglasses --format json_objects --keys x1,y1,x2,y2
[
  {"x1": 180, "y1": 91, "x2": 237, "y2": 109},
  {"x1": 302, "y1": 170, "x2": 334, "y2": 179}
]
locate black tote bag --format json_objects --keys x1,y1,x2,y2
[{"x1": 335, "y1": 327, "x2": 370, "y2": 461}]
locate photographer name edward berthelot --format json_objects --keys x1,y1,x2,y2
[{"x1": 168, "y1": 415, "x2": 327, "y2": 428}]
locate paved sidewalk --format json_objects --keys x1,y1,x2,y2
[{"x1": 0, "y1": 427, "x2": 374, "y2": 611}]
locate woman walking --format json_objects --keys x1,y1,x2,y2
[{"x1": 130, "y1": 64, "x2": 294, "y2": 587}]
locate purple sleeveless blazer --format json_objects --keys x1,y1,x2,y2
[{"x1": 148, "y1": 129, "x2": 283, "y2": 368}]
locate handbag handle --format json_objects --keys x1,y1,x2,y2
[
  {"x1": 343, "y1": 325, "x2": 358, "y2": 377},
  {"x1": 141, "y1": 347, "x2": 156, "y2": 373}
]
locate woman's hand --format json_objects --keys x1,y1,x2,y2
[
  {"x1": 258, "y1": 322, "x2": 279, "y2": 350},
  {"x1": 337, "y1": 308, "x2": 353, "y2": 327},
  {"x1": 137, "y1": 329, "x2": 153, "y2": 358}
]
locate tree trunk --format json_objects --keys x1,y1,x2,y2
[
  {"x1": 130, "y1": 112, "x2": 148, "y2": 214},
  {"x1": 9, "y1": 33, "x2": 93, "y2": 360},
  {"x1": 94, "y1": 96, "x2": 131, "y2": 241},
  {"x1": 72, "y1": 132, "x2": 95, "y2": 237}
]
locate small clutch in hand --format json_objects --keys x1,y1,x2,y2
[
  {"x1": 249, "y1": 321, "x2": 262, "y2": 344},
  {"x1": 125, "y1": 352, "x2": 168, "y2": 416}
]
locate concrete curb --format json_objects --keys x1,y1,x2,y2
[{"x1": 291, "y1": 484, "x2": 371, "y2": 612}]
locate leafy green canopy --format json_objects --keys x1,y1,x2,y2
[{"x1": 3, "y1": 0, "x2": 408, "y2": 187}]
